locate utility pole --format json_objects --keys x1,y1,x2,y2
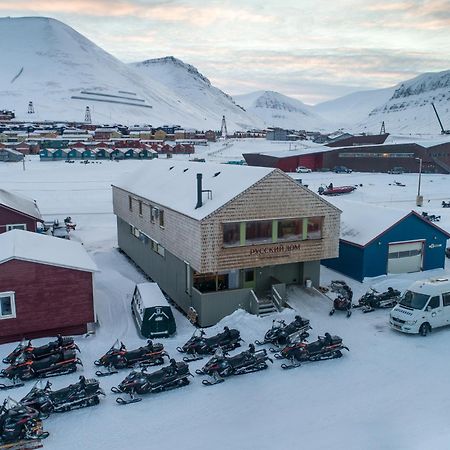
[{"x1": 415, "y1": 157, "x2": 423, "y2": 206}]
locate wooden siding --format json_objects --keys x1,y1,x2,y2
[
  {"x1": 113, "y1": 171, "x2": 340, "y2": 273},
  {"x1": 202, "y1": 170, "x2": 340, "y2": 272},
  {"x1": 0, "y1": 204, "x2": 38, "y2": 234},
  {"x1": 113, "y1": 186, "x2": 203, "y2": 270},
  {"x1": 0, "y1": 260, "x2": 94, "y2": 344}
]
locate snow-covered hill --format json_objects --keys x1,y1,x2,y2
[
  {"x1": 313, "y1": 86, "x2": 395, "y2": 128},
  {"x1": 362, "y1": 70, "x2": 450, "y2": 134},
  {"x1": 0, "y1": 17, "x2": 260, "y2": 130},
  {"x1": 131, "y1": 57, "x2": 263, "y2": 131},
  {"x1": 234, "y1": 90, "x2": 330, "y2": 131}
]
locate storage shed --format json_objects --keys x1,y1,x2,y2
[
  {"x1": 0, "y1": 230, "x2": 98, "y2": 344},
  {"x1": 323, "y1": 209, "x2": 450, "y2": 281},
  {"x1": 131, "y1": 282, "x2": 176, "y2": 338}
]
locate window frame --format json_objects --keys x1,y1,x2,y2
[
  {"x1": 6, "y1": 224, "x2": 27, "y2": 231},
  {"x1": 0, "y1": 291, "x2": 16, "y2": 320},
  {"x1": 442, "y1": 292, "x2": 450, "y2": 307}
]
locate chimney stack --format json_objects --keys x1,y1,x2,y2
[{"x1": 195, "y1": 173, "x2": 203, "y2": 209}]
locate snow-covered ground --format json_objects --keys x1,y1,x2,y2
[{"x1": 1, "y1": 149, "x2": 450, "y2": 450}]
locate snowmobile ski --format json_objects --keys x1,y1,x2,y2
[
  {"x1": 281, "y1": 361, "x2": 302, "y2": 370},
  {"x1": 182, "y1": 354, "x2": 204, "y2": 363},
  {"x1": 0, "y1": 440, "x2": 44, "y2": 450},
  {"x1": 115, "y1": 395, "x2": 142, "y2": 405},
  {"x1": 95, "y1": 369, "x2": 118, "y2": 377},
  {"x1": 0, "y1": 381, "x2": 25, "y2": 391},
  {"x1": 202, "y1": 377, "x2": 225, "y2": 386}
]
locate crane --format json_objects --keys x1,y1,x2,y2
[{"x1": 431, "y1": 102, "x2": 450, "y2": 134}]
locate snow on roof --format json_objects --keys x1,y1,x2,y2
[
  {"x1": 0, "y1": 189, "x2": 42, "y2": 220},
  {"x1": 328, "y1": 198, "x2": 411, "y2": 246},
  {"x1": 113, "y1": 159, "x2": 275, "y2": 220},
  {"x1": 0, "y1": 230, "x2": 98, "y2": 272},
  {"x1": 136, "y1": 282, "x2": 168, "y2": 309}
]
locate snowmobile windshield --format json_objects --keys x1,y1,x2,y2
[{"x1": 399, "y1": 291, "x2": 430, "y2": 310}]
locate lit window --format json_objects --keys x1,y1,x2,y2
[{"x1": 0, "y1": 292, "x2": 16, "y2": 320}]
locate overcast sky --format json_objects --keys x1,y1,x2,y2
[{"x1": 1, "y1": 0, "x2": 449, "y2": 104}]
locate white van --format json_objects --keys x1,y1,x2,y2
[{"x1": 389, "y1": 278, "x2": 450, "y2": 336}]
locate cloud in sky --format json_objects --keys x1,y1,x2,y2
[{"x1": 0, "y1": 0, "x2": 449, "y2": 103}]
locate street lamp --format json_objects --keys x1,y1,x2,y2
[{"x1": 415, "y1": 157, "x2": 423, "y2": 206}]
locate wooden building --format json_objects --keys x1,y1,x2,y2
[
  {"x1": 113, "y1": 160, "x2": 340, "y2": 326},
  {"x1": 0, "y1": 230, "x2": 98, "y2": 344}
]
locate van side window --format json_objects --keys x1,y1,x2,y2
[
  {"x1": 443, "y1": 292, "x2": 450, "y2": 307},
  {"x1": 428, "y1": 296, "x2": 440, "y2": 309}
]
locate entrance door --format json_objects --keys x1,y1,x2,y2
[
  {"x1": 243, "y1": 269, "x2": 256, "y2": 289},
  {"x1": 387, "y1": 241, "x2": 423, "y2": 274}
]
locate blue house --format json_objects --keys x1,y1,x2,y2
[{"x1": 323, "y1": 210, "x2": 450, "y2": 281}]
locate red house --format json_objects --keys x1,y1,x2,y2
[
  {"x1": 0, "y1": 189, "x2": 43, "y2": 234},
  {"x1": 0, "y1": 230, "x2": 98, "y2": 344}
]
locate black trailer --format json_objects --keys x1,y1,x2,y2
[{"x1": 131, "y1": 283, "x2": 176, "y2": 338}]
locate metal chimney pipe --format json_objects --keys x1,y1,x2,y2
[{"x1": 195, "y1": 173, "x2": 203, "y2": 209}]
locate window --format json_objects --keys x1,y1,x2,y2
[
  {"x1": 0, "y1": 292, "x2": 16, "y2": 320},
  {"x1": 428, "y1": 296, "x2": 440, "y2": 309},
  {"x1": 150, "y1": 206, "x2": 158, "y2": 223},
  {"x1": 130, "y1": 225, "x2": 140, "y2": 239},
  {"x1": 128, "y1": 196, "x2": 133, "y2": 211},
  {"x1": 223, "y1": 222, "x2": 240, "y2": 247},
  {"x1": 159, "y1": 210, "x2": 165, "y2": 228},
  {"x1": 6, "y1": 224, "x2": 27, "y2": 231},
  {"x1": 157, "y1": 244, "x2": 165, "y2": 257},
  {"x1": 138, "y1": 200, "x2": 143, "y2": 216},
  {"x1": 246, "y1": 220, "x2": 272, "y2": 244},
  {"x1": 278, "y1": 218, "x2": 303, "y2": 241},
  {"x1": 443, "y1": 292, "x2": 450, "y2": 307},
  {"x1": 307, "y1": 217, "x2": 323, "y2": 240}
]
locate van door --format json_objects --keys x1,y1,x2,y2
[
  {"x1": 428, "y1": 296, "x2": 445, "y2": 328},
  {"x1": 442, "y1": 292, "x2": 450, "y2": 325}
]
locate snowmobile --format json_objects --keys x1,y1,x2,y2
[
  {"x1": 0, "y1": 399, "x2": 48, "y2": 450},
  {"x1": 20, "y1": 376, "x2": 105, "y2": 416},
  {"x1": 94, "y1": 340, "x2": 168, "y2": 376},
  {"x1": 111, "y1": 359, "x2": 192, "y2": 405},
  {"x1": 197, "y1": 344, "x2": 273, "y2": 386},
  {"x1": 275, "y1": 333, "x2": 349, "y2": 369},
  {"x1": 0, "y1": 350, "x2": 82, "y2": 388},
  {"x1": 3, "y1": 336, "x2": 79, "y2": 365},
  {"x1": 329, "y1": 295, "x2": 352, "y2": 317},
  {"x1": 176, "y1": 326, "x2": 242, "y2": 362},
  {"x1": 355, "y1": 287, "x2": 401, "y2": 313},
  {"x1": 255, "y1": 316, "x2": 311, "y2": 348},
  {"x1": 330, "y1": 280, "x2": 353, "y2": 301}
]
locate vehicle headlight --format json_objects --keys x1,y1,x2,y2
[{"x1": 405, "y1": 320, "x2": 417, "y2": 325}]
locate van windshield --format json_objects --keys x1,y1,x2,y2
[{"x1": 399, "y1": 291, "x2": 430, "y2": 310}]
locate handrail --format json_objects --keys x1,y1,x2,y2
[
  {"x1": 250, "y1": 289, "x2": 260, "y2": 315},
  {"x1": 271, "y1": 286, "x2": 283, "y2": 310}
]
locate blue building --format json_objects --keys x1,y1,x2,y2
[{"x1": 323, "y1": 210, "x2": 450, "y2": 281}]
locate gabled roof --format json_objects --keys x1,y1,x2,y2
[
  {"x1": 0, "y1": 230, "x2": 98, "y2": 272},
  {"x1": 0, "y1": 189, "x2": 42, "y2": 221},
  {"x1": 337, "y1": 201, "x2": 450, "y2": 247},
  {"x1": 113, "y1": 159, "x2": 276, "y2": 221}
]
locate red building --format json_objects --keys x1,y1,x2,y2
[
  {"x1": 0, "y1": 189, "x2": 43, "y2": 234},
  {"x1": 0, "y1": 230, "x2": 98, "y2": 344}
]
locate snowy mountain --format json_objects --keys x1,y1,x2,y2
[
  {"x1": 234, "y1": 91, "x2": 330, "y2": 131},
  {"x1": 361, "y1": 70, "x2": 450, "y2": 134},
  {"x1": 131, "y1": 57, "x2": 262, "y2": 131},
  {"x1": 0, "y1": 17, "x2": 261, "y2": 130},
  {"x1": 313, "y1": 87, "x2": 395, "y2": 128}
]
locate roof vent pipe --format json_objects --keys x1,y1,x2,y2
[{"x1": 195, "y1": 173, "x2": 203, "y2": 209}]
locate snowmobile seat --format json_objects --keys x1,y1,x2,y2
[
  {"x1": 330, "y1": 336, "x2": 342, "y2": 345},
  {"x1": 126, "y1": 348, "x2": 147, "y2": 360}
]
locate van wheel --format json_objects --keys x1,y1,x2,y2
[{"x1": 419, "y1": 323, "x2": 431, "y2": 336}]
